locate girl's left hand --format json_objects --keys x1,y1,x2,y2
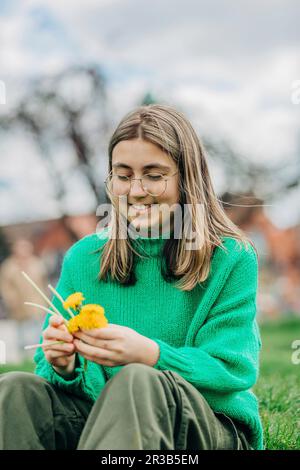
[{"x1": 73, "y1": 324, "x2": 160, "y2": 367}]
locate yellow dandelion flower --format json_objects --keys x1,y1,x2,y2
[
  {"x1": 67, "y1": 303, "x2": 108, "y2": 333},
  {"x1": 78, "y1": 311, "x2": 108, "y2": 330},
  {"x1": 80, "y1": 304, "x2": 105, "y2": 316},
  {"x1": 63, "y1": 292, "x2": 85, "y2": 310},
  {"x1": 67, "y1": 315, "x2": 81, "y2": 334}
]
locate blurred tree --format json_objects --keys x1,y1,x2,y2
[
  {"x1": 203, "y1": 136, "x2": 300, "y2": 203},
  {"x1": 0, "y1": 65, "x2": 111, "y2": 240}
]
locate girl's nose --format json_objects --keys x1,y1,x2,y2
[{"x1": 129, "y1": 179, "x2": 147, "y2": 197}]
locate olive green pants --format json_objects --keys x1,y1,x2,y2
[{"x1": 0, "y1": 363, "x2": 252, "y2": 450}]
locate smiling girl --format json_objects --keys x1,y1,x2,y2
[{"x1": 0, "y1": 104, "x2": 263, "y2": 450}]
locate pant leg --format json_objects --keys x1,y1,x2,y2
[
  {"x1": 164, "y1": 370, "x2": 253, "y2": 450},
  {"x1": 77, "y1": 363, "x2": 251, "y2": 451},
  {"x1": 0, "y1": 371, "x2": 92, "y2": 450}
]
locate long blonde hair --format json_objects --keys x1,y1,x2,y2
[{"x1": 97, "y1": 104, "x2": 254, "y2": 291}]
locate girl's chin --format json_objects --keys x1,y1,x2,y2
[
  {"x1": 128, "y1": 218, "x2": 159, "y2": 229},
  {"x1": 127, "y1": 214, "x2": 161, "y2": 229},
  {"x1": 127, "y1": 210, "x2": 158, "y2": 223}
]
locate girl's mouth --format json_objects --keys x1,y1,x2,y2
[{"x1": 128, "y1": 204, "x2": 154, "y2": 215}]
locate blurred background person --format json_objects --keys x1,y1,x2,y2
[{"x1": 0, "y1": 238, "x2": 48, "y2": 358}]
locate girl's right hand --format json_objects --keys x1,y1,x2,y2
[{"x1": 43, "y1": 314, "x2": 76, "y2": 377}]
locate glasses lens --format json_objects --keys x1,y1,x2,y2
[
  {"x1": 142, "y1": 174, "x2": 167, "y2": 196},
  {"x1": 106, "y1": 174, "x2": 167, "y2": 197},
  {"x1": 106, "y1": 175, "x2": 131, "y2": 196}
]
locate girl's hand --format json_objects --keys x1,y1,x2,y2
[
  {"x1": 43, "y1": 314, "x2": 76, "y2": 376},
  {"x1": 73, "y1": 324, "x2": 160, "y2": 368}
]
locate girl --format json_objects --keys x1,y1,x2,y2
[{"x1": 0, "y1": 104, "x2": 263, "y2": 450}]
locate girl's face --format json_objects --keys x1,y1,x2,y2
[{"x1": 111, "y1": 138, "x2": 180, "y2": 236}]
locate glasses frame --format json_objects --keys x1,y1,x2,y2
[{"x1": 104, "y1": 170, "x2": 179, "y2": 197}]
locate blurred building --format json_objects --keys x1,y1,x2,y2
[
  {"x1": 1, "y1": 204, "x2": 299, "y2": 322},
  {"x1": 0, "y1": 214, "x2": 98, "y2": 297},
  {"x1": 222, "y1": 192, "x2": 300, "y2": 320}
]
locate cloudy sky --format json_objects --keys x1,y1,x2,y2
[{"x1": 0, "y1": 0, "x2": 300, "y2": 227}]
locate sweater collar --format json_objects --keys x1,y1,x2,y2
[
  {"x1": 130, "y1": 234, "x2": 167, "y2": 258},
  {"x1": 100, "y1": 225, "x2": 171, "y2": 258},
  {"x1": 129, "y1": 228, "x2": 171, "y2": 258}
]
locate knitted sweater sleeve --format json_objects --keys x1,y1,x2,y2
[
  {"x1": 33, "y1": 248, "x2": 106, "y2": 402},
  {"x1": 151, "y1": 244, "x2": 262, "y2": 394}
]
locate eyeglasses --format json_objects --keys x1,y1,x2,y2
[{"x1": 104, "y1": 170, "x2": 178, "y2": 197}]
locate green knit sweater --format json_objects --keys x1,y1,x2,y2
[{"x1": 34, "y1": 230, "x2": 264, "y2": 450}]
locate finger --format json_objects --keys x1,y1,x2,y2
[
  {"x1": 74, "y1": 339, "x2": 112, "y2": 361},
  {"x1": 49, "y1": 314, "x2": 65, "y2": 327},
  {"x1": 78, "y1": 327, "x2": 120, "y2": 340},
  {"x1": 57, "y1": 323, "x2": 72, "y2": 335},
  {"x1": 44, "y1": 342, "x2": 75, "y2": 354},
  {"x1": 49, "y1": 315, "x2": 70, "y2": 334},
  {"x1": 74, "y1": 349, "x2": 118, "y2": 367},
  {"x1": 73, "y1": 331, "x2": 103, "y2": 347},
  {"x1": 47, "y1": 350, "x2": 75, "y2": 361},
  {"x1": 73, "y1": 331, "x2": 92, "y2": 344},
  {"x1": 44, "y1": 326, "x2": 73, "y2": 343},
  {"x1": 43, "y1": 327, "x2": 73, "y2": 343},
  {"x1": 74, "y1": 332, "x2": 119, "y2": 351}
]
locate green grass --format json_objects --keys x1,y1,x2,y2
[
  {"x1": 253, "y1": 318, "x2": 300, "y2": 450},
  {"x1": 0, "y1": 359, "x2": 35, "y2": 374},
  {"x1": 1, "y1": 319, "x2": 300, "y2": 449}
]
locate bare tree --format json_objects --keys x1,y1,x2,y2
[{"x1": 0, "y1": 65, "x2": 111, "y2": 240}]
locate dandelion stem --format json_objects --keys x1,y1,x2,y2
[
  {"x1": 48, "y1": 284, "x2": 75, "y2": 318},
  {"x1": 24, "y1": 302, "x2": 56, "y2": 316},
  {"x1": 21, "y1": 271, "x2": 67, "y2": 324},
  {"x1": 24, "y1": 341, "x2": 65, "y2": 351}
]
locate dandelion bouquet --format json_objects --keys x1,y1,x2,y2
[
  {"x1": 62, "y1": 293, "x2": 108, "y2": 333},
  {"x1": 21, "y1": 271, "x2": 108, "y2": 371}
]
